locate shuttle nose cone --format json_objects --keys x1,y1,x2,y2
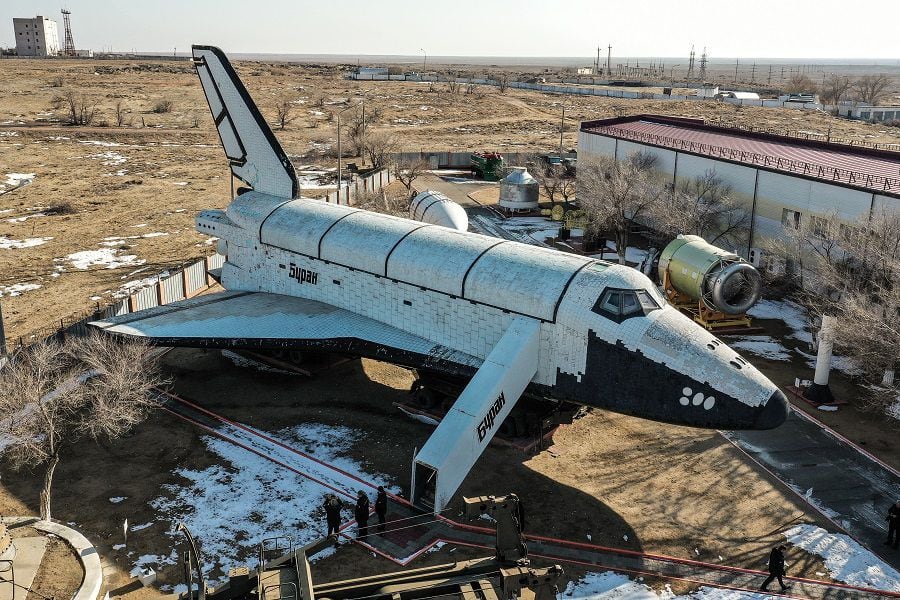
[{"x1": 754, "y1": 389, "x2": 790, "y2": 429}]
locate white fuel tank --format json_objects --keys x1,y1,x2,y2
[{"x1": 409, "y1": 190, "x2": 469, "y2": 232}]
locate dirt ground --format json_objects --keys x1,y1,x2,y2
[
  {"x1": 2, "y1": 57, "x2": 900, "y2": 343},
  {"x1": 0, "y1": 349, "x2": 834, "y2": 597}
]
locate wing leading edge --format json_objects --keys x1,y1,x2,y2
[{"x1": 88, "y1": 291, "x2": 481, "y2": 376}]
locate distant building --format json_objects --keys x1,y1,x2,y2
[
  {"x1": 357, "y1": 67, "x2": 388, "y2": 76},
  {"x1": 577, "y1": 67, "x2": 594, "y2": 76},
  {"x1": 835, "y1": 102, "x2": 900, "y2": 123},
  {"x1": 696, "y1": 84, "x2": 719, "y2": 99},
  {"x1": 13, "y1": 15, "x2": 60, "y2": 57},
  {"x1": 716, "y1": 90, "x2": 761, "y2": 101}
]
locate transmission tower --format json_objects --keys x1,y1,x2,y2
[
  {"x1": 698, "y1": 47, "x2": 708, "y2": 81},
  {"x1": 687, "y1": 45, "x2": 695, "y2": 80},
  {"x1": 61, "y1": 9, "x2": 75, "y2": 56}
]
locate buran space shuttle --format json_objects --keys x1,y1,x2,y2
[{"x1": 91, "y1": 46, "x2": 788, "y2": 512}]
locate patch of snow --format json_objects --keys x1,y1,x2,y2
[
  {"x1": 130, "y1": 522, "x2": 153, "y2": 532},
  {"x1": 817, "y1": 405, "x2": 839, "y2": 412},
  {"x1": 0, "y1": 283, "x2": 41, "y2": 297},
  {"x1": 78, "y1": 139, "x2": 122, "y2": 147},
  {"x1": 888, "y1": 401, "x2": 900, "y2": 421},
  {"x1": 149, "y1": 422, "x2": 397, "y2": 584},
  {"x1": 66, "y1": 248, "x2": 145, "y2": 270},
  {"x1": 130, "y1": 223, "x2": 147, "y2": 228},
  {"x1": 729, "y1": 336, "x2": 793, "y2": 361},
  {"x1": 173, "y1": 181, "x2": 189, "y2": 186},
  {"x1": 747, "y1": 299, "x2": 812, "y2": 344},
  {"x1": 2, "y1": 172, "x2": 35, "y2": 188},
  {"x1": 112, "y1": 543, "x2": 126, "y2": 550},
  {"x1": 85, "y1": 151, "x2": 127, "y2": 166},
  {"x1": 0, "y1": 131, "x2": 19, "y2": 137},
  {"x1": 0, "y1": 236, "x2": 52, "y2": 249},
  {"x1": 785, "y1": 524, "x2": 900, "y2": 591},
  {"x1": 6, "y1": 212, "x2": 47, "y2": 223},
  {"x1": 109, "y1": 496, "x2": 127, "y2": 504},
  {"x1": 564, "y1": 571, "x2": 772, "y2": 599}
]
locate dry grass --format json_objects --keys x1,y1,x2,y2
[{"x1": 1, "y1": 57, "x2": 899, "y2": 345}]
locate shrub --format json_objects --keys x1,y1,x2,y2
[{"x1": 152, "y1": 99, "x2": 174, "y2": 113}]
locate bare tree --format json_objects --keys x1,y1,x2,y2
[
  {"x1": 784, "y1": 74, "x2": 817, "y2": 95},
  {"x1": 577, "y1": 152, "x2": 662, "y2": 264},
  {"x1": 362, "y1": 131, "x2": 398, "y2": 169},
  {"x1": 0, "y1": 334, "x2": 165, "y2": 521},
  {"x1": 853, "y1": 74, "x2": 892, "y2": 106},
  {"x1": 354, "y1": 188, "x2": 408, "y2": 217},
  {"x1": 496, "y1": 73, "x2": 510, "y2": 94},
  {"x1": 820, "y1": 74, "x2": 852, "y2": 105},
  {"x1": 274, "y1": 97, "x2": 296, "y2": 130},
  {"x1": 114, "y1": 101, "x2": 128, "y2": 127},
  {"x1": 392, "y1": 157, "x2": 429, "y2": 198},
  {"x1": 657, "y1": 170, "x2": 750, "y2": 248},
  {"x1": 63, "y1": 90, "x2": 95, "y2": 126},
  {"x1": 768, "y1": 209, "x2": 900, "y2": 415},
  {"x1": 528, "y1": 161, "x2": 564, "y2": 204}
]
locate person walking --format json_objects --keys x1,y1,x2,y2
[
  {"x1": 886, "y1": 500, "x2": 900, "y2": 549},
  {"x1": 323, "y1": 494, "x2": 343, "y2": 547},
  {"x1": 355, "y1": 490, "x2": 371, "y2": 540},
  {"x1": 760, "y1": 545, "x2": 790, "y2": 592},
  {"x1": 375, "y1": 486, "x2": 388, "y2": 533}
]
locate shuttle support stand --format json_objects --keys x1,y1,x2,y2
[
  {"x1": 412, "y1": 317, "x2": 540, "y2": 513},
  {"x1": 807, "y1": 315, "x2": 835, "y2": 404}
]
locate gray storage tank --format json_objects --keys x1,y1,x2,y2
[{"x1": 499, "y1": 167, "x2": 539, "y2": 212}]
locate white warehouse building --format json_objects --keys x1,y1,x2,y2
[
  {"x1": 13, "y1": 15, "x2": 60, "y2": 57},
  {"x1": 577, "y1": 115, "x2": 900, "y2": 262}
]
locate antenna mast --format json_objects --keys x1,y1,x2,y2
[
  {"x1": 698, "y1": 47, "x2": 708, "y2": 81},
  {"x1": 61, "y1": 9, "x2": 75, "y2": 57}
]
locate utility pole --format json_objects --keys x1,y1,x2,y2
[
  {"x1": 420, "y1": 48, "x2": 427, "y2": 72},
  {"x1": 0, "y1": 298, "x2": 7, "y2": 357},
  {"x1": 734, "y1": 58, "x2": 739, "y2": 84},
  {"x1": 607, "y1": 44, "x2": 612, "y2": 74},
  {"x1": 768, "y1": 65, "x2": 773, "y2": 85},
  {"x1": 596, "y1": 45, "x2": 600, "y2": 74},
  {"x1": 559, "y1": 106, "x2": 565, "y2": 158},
  {"x1": 699, "y1": 47, "x2": 708, "y2": 81},
  {"x1": 687, "y1": 45, "x2": 695, "y2": 80},
  {"x1": 750, "y1": 62, "x2": 756, "y2": 83}
]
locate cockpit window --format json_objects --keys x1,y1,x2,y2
[
  {"x1": 636, "y1": 290, "x2": 659, "y2": 310},
  {"x1": 592, "y1": 287, "x2": 661, "y2": 322}
]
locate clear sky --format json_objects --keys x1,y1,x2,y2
[{"x1": 2, "y1": 0, "x2": 898, "y2": 60}]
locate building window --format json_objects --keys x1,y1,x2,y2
[
  {"x1": 782, "y1": 208, "x2": 801, "y2": 230},
  {"x1": 809, "y1": 215, "x2": 830, "y2": 238},
  {"x1": 860, "y1": 111, "x2": 871, "y2": 120}
]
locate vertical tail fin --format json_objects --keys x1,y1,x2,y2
[{"x1": 192, "y1": 45, "x2": 298, "y2": 199}]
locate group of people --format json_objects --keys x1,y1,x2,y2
[{"x1": 322, "y1": 486, "x2": 389, "y2": 545}]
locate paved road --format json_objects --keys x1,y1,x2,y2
[{"x1": 725, "y1": 408, "x2": 900, "y2": 569}]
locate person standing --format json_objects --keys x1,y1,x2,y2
[
  {"x1": 760, "y1": 545, "x2": 790, "y2": 592},
  {"x1": 375, "y1": 486, "x2": 388, "y2": 533},
  {"x1": 355, "y1": 490, "x2": 371, "y2": 540},
  {"x1": 886, "y1": 500, "x2": 900, "y2": 549},
  {"x1": 323, "y1": 494, "x2": 343, "y2": 547}
]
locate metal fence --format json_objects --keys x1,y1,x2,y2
[
  {"x1": 322, "y1": 167, "x2": 394, "y2": 205},
  {"x1": 5, "y1": 253, "x2": 226, "y2": 350}
]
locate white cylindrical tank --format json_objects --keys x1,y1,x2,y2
[
  {"x1": 409, "y1": 190, "x2": 468, "y2": 231},
  {"x1": 499, "y1": 167, "x2": 539, "y2": 212}
]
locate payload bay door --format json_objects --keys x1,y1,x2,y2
[{"x1": 411, "y1": 317, "x2": 540, "y2": 513}]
